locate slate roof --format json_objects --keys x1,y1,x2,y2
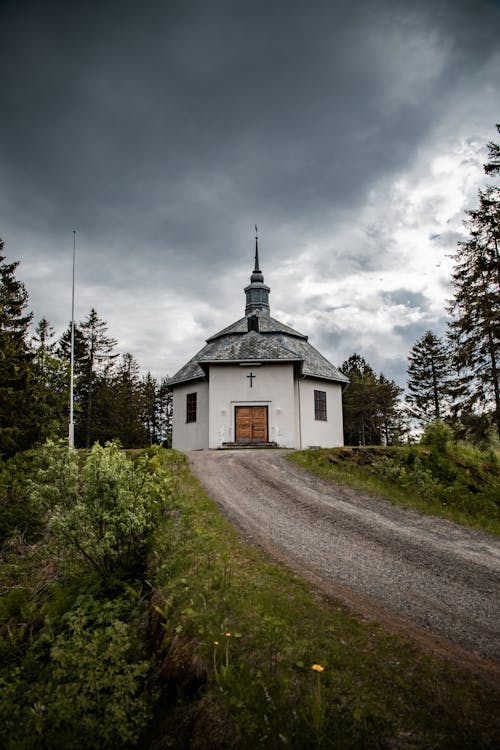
[
  {"x1": 199, "y1": 330, "x2": 302, "y2": 363},
  {"x1": 206, "y1": 315, "x2": 307, "y2": 342},
  {"x1": 167, "y1": 313, "x2": 348, "y2": 387}
]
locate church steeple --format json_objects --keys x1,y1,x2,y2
[{"x1": 245, "y1": 228, "x2": 270, "y2": 316}]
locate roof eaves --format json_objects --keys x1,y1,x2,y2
[
  {"x1": 200, "y1": 356, "x2": 303, "y2": 364},
  {"x1": 301, "y1": 371, "x2": 349, "y2": 385},
  {"x1": 166, "y1": 373, "x2": 206, "y2": 388}
]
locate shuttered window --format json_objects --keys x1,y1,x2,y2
[
  {"x1": 314, "y1": 390, "x2": 327, "y2": 421},
  {"x1": 186, "y1": 392, "x2": 197, "y2": 423}
]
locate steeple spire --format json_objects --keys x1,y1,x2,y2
[
  {"x1": 245, "y1": 227, "x2": 270, "y2": 316},
  {"x1": 254, "y1": 225, "x2": 260, "y2": 274},
  {"x1": 250, "y1": 226, "x2": 264, "y2": 283}
]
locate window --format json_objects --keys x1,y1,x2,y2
[
  {"x1": 314, "y1": 390, "x2": 327, "y2": 421},
  {"x1": 247, "y1": 314, "x2": 259, "y2": 332},
  {"x1": 186, "y1": 392, "x2": 197, "y2": 423}
]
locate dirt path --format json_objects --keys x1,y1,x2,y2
[{"x1": 188, "y1": 448, "x2": 500, "y2": 674}]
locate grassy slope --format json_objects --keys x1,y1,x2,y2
[
  {"x1": 286, "y1": 444, "x2": 500, "y2": 537},
  {"x1": 2, "y1": 446, "x2": 499, "y2": 748},
  {"x1": 146, "y1": 451, "x2": 500, "y2": 749}
]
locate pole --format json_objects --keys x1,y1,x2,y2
[{"x1": 69, "y1": 230, "x2": 76, "y2": 448}]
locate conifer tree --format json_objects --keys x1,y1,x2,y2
[
  {"x1": 79, "y1": 309, "x2": 118, "y2": 447},
  {"x1": 484, "y1": 124, "x2": 500, "y2": 176},
  {"x1": 31, "y1": 318, "x2": 68, "y2": 441},
  {"x1": 341, "y1": 354, "x2": 376, "y2": 445},
  {"x1": 447, "y1": 186, "x2": 500, "y2": 438},
  {"x1": 58, "y1": 309, "x2": 118, "y2": 447},
  {"x1": 341, "y1": 354, "x2": 404, "y2": 445},
  {"x1": 105, "y1": 353, "x2": 148, "y2": 447},
  {"x1": 158, "y1": 376, "x2": 173, "y2": 446},
  {"x1": 142, "y1": 373, "x2": 173, "y2": 446},
  {"x1": 0, "y1": 241, "x2": 35, "y2": 455},
  {"x1": 378, "y1": 373, "x2": 406, "y2": 445},
  {"x1": 406, "y1": 331, "x2": 452, "y2": 425},
  {"x1": 142, "y1": 372, "x2": 158, "y2": 445}
]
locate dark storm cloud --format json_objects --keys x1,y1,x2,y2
[
  {"x1": 1, "y1": 0, "x2": 499, "y2": 380},
  {"x1": 2, "y1": 1, "x2": 498, "y2": 247}
]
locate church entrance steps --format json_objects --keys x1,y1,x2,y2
[{"x1": 219, "y1": 441, "x2": 279, "y2": 450}]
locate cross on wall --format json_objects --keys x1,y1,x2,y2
[{"x1": 246, "y1": 372, "x2": 255, "y2": 388}]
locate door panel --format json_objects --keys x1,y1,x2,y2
[
  {"x1": 251, "y1": 407, "x2": 267, "y2": 441},
  {"x1": 235, "y1": 407, "x2": 252, "y2": 441},
  {"x1": 235, "y1": 406, "x2": 268, "y2": 442}
]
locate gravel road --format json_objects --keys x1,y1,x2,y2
[{"x1": 188, "y1": 448, "x2": 500, "y2": 666}]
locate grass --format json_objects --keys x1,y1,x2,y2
[
  {"x1": 286, "y1": 443, "x2": 500, "y2": 537},
  {"x1": 2, "y1": 444, "x2": 499, "y2": 748},
  {"x1": 145, "y1": 450, "x2": 500, "y2": 748}
]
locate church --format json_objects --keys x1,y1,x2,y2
[{"x1": 167, "y1": 240, "x2": 348, "y2": 450}]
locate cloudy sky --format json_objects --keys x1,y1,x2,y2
[{"x1": 1, "y1": 0, "x2": 499, "y2": 387}]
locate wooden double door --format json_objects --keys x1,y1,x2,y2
[{"x1": 235, "y1": 406, "x2": 268, "y2": 443}]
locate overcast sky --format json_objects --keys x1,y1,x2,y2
[{"x1": 1, "y1": 0, "x2": 499, "y2": 387}]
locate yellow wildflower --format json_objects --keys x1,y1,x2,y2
[{"x1": 312, "y1": 664, "x2": 324, "y2": 672}]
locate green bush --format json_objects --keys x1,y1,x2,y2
[
  {"x1": 30, "y1": 441, "x2": 173, "y2": 578},
  {"x1": 421, "y1": 420, "x2": 454, "y2": 452},
  {"x1": 0, "y1": 596, "x2": 150, "y2": 750},
  {"x1": 0, "y1": 444, "x2": 177, "y2": 749},
  {"x1": 0, "y1": 450, "x2": 47, "y2": 542}
]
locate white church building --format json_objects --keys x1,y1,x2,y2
[{"x1": 167, "y1": 242, "x2": 348, "y2": 450}]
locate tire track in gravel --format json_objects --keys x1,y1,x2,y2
[{"x1": 188, "y1": 448, "x2": 500, "y2": 673}]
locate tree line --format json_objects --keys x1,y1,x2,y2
[
  {"x1": 1, "y1": 127, "x2": 498, "y2": 454},
  {"x1": 341, "y1": 125, "x2": 499, "y2": 445},
  {"x1": 0, "y1": 247, "x2": 171, "y2": 457}
]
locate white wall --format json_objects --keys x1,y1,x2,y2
[
  {"x1": 298, "y1": 379, "x2": 344, "y2": 448},
  {"x1": 208, "y1": 363, "x2": 296, "y2": 448},
  {"x1": 171, "y1": 380, "x2": 209, "y2": 451},
  {"x1": 172, "y1": 370, "x2": 344, "y2": 451}
]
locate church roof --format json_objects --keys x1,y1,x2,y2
[
  {"x1": 167, "y1": 243, "x2": 349, "y2": 388},
  {"x1": 206, "y1": 314, "x2": 307, "y2": 342},
  {"x1": 199, "y1": 329, "x2": 302, "y2": 363},
  {"x1": 167, "y1": 315, "x2": 348, "y2": 387}
]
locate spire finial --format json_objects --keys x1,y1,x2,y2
[{"x1": 254, "y1": 224, "x2": 260, "y2": 272}]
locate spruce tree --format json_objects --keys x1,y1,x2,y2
[
  {"x1": 484, "y1": 124, "x2": 500, "y2": 176},
  {"x1": 0, "y1": 241, "x2": 35, "y2": 455},
  {"x1": 378, "y1": 373, "x2": 405, "y2": 445},
  {"x1": 141, "y1": 373, "x2": 173, "y2": 446},
  {"x1": 58, "y1": 309, "x2": 118, "y2": 447},
  {"x1": 158, "y1": 376, "x2": 173, "y2": 447},
  {"x1": 142, "y1": 372, "x2": 162, "y2": 445},
  {"x1": 31, "y1": 318, "x2": 68, "y2": 441},
  {"x1": 105, "y1": 353, "x2": 148, "y2": 447},
  {"x1": 406, "y1": 331, "x2": 452, "y2": 425},
  {"x1": 341, "y1": 354, "x2": 404, "y2": 445},
  {"x1": 79, "y1": 309, "x2": 118, "y2": 447},
  {"x1": 447, "y1": 186, "x2": 500, "y2": 437},
  {"x1": 341, "y1": 354, "x2": 377, "y2": 445}
]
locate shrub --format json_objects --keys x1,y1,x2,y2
[
  {"x1": 30, "y1": 442, "x2": 173, "y2": 578},
  {"x1": 421, "y1": 420, "x2": 454, "y2": 453},
  {"x1": 0, "y1": 596, "x2": 150, "y2": 750},
  {"x1": 0, "y1": 445, "x2": 179, "y2": 750},
  {"x1": 0, "y1": 450, "x2": 47, "y2": 542}
]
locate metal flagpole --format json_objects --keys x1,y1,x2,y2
[{"x1": 69, "y1": 230, "x2": 76, "y2": 448}]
